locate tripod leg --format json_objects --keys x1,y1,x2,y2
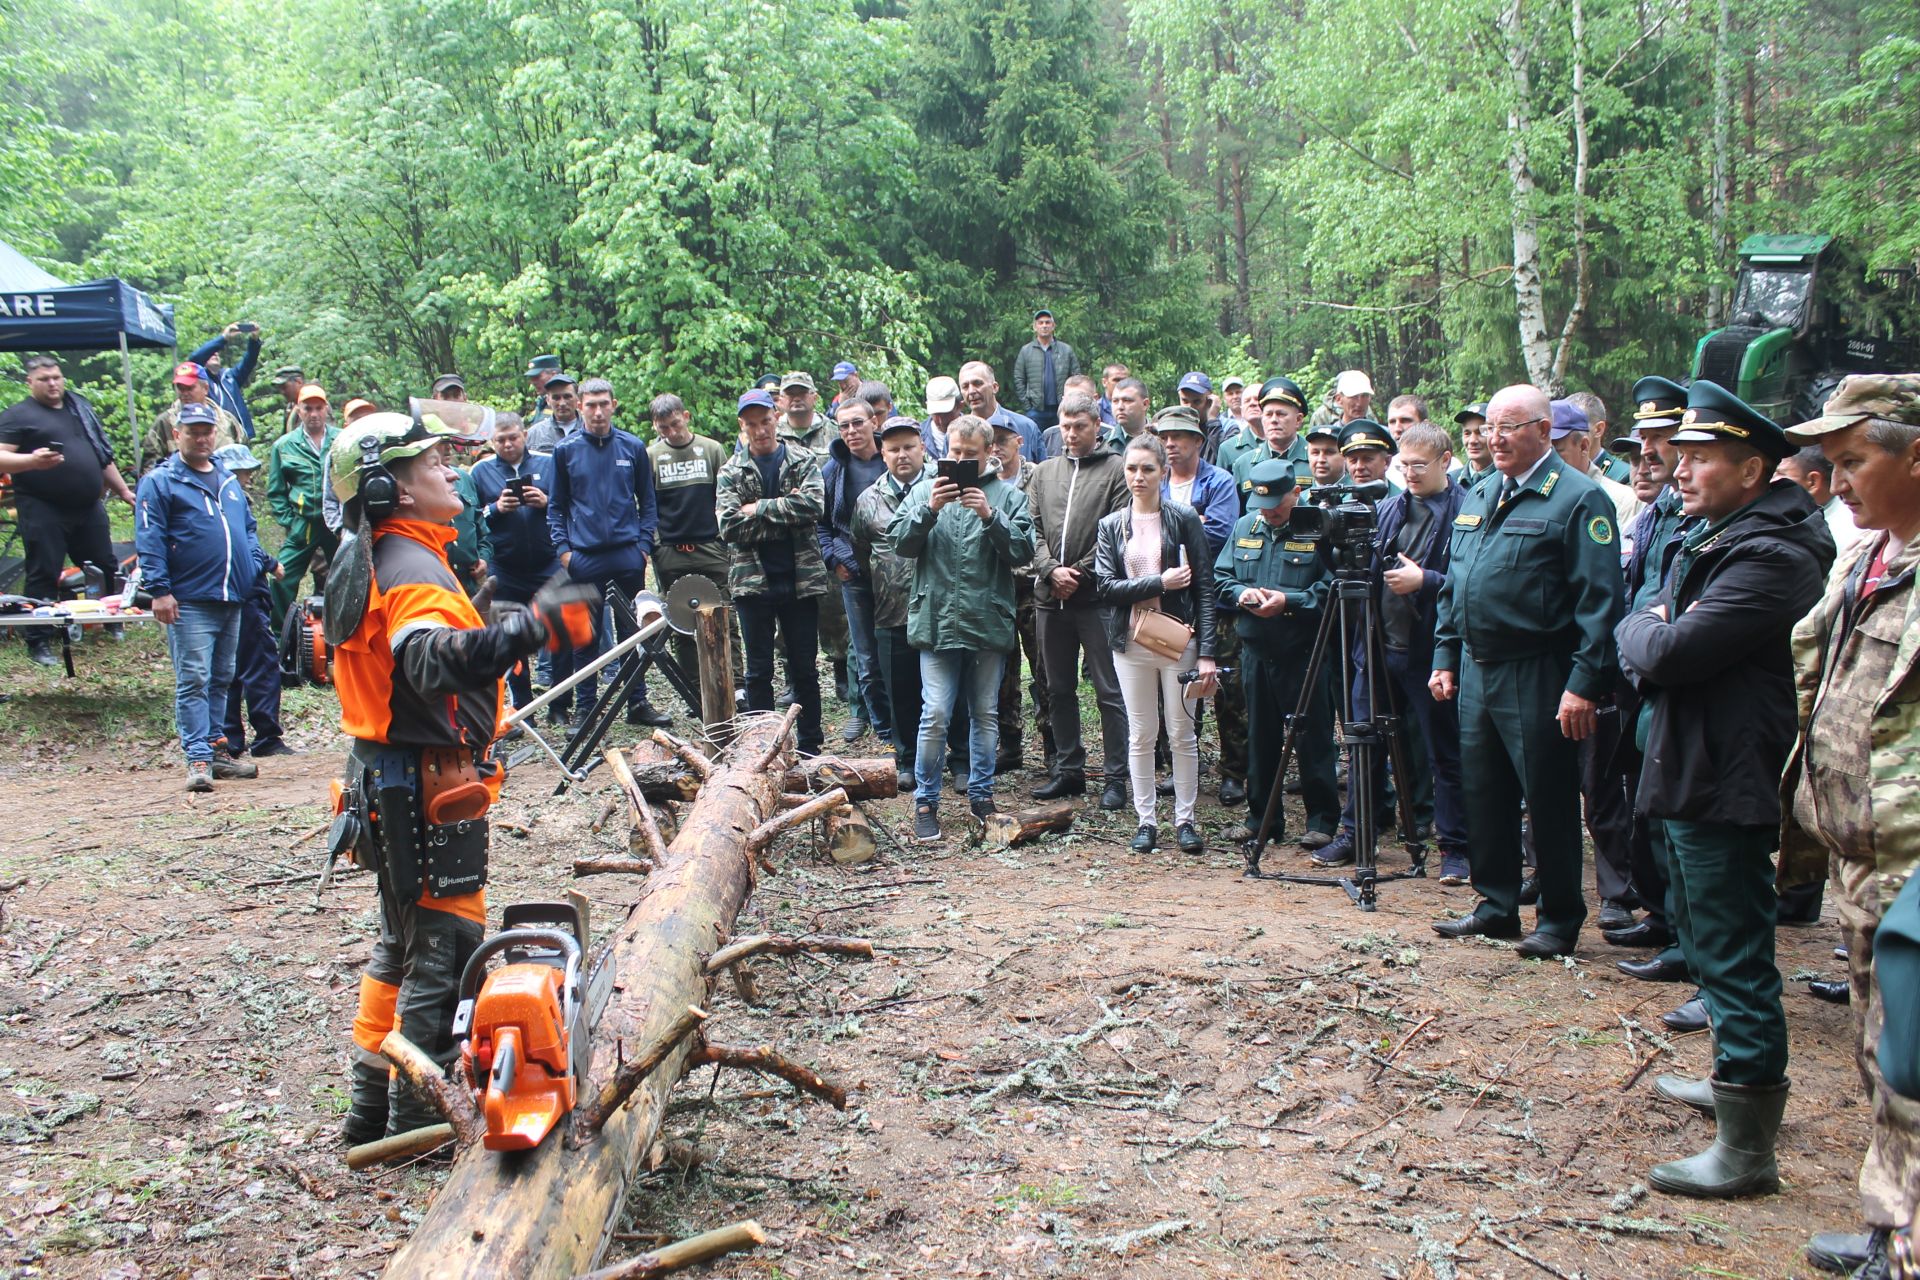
[{"x1": 1246, "y1": 599, "x2": 1340, "y2": 876}]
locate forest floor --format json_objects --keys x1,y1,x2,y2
[{"x1": 0, "y1": 625, "x2": 1864, "y2": 1280}]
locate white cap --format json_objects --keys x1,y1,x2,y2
[
  {"x1": 1336, "y1": 370, "x2": 1374, "y2": 397},
  {"x1": 925, "y1": 375, "x2": 961, "y2": 415}
]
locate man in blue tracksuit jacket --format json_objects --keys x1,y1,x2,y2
[
  {"x1": 136, "y1": 404, "x2": 282, "y2": 791},
  {"x1": 187, "y1": 325, "x2": 263, "y2": 441},
  {"x1": 472, "y1": 411, "x2": 574, "y2": 719},
  {"x1": 545, "y1": 377, "x2": 670, "y2": 726}
]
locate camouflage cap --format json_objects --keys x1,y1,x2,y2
[{"x1": 1785, "y1": 373, "x2": 1920, "y2": 442}]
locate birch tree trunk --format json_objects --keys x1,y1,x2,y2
[
  {"x1": 1707, "y1": 0, "x2": 1734, "y2": 328},
  {"x1": 1500, "y1": 0, "x2": 1555, "y2": 389}
]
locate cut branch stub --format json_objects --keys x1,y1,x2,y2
[
  {"x1": 693, "y1": 1041, "x2": 847, "y2": 1109},
  {"x1": 704, "y1": 934, "x2": 874, "y2": 975},
  {"x1": 570, "y1": 1004, "x2": 710, "y2": 1142},
  {"x1": 574, "y1": 1220, "x2": 768, "y2": 1280},
  {"x1": 746, "y1": 786, "x2": 848, "y2": 852},
  {"x1": 379, "y1": 1031, "x2": 484, "y2": 1147},
  {"x1": 573, "y1": 858, "x2": 654, "y2": 877},
  {"x1": 649, "y1": 729, "x2": 714, "y2": 781},
  {"x1": 347, "y1": 1123, "x2": 455, "y2": 1171}
]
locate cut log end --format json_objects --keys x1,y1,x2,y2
[{"x1": 823, "y1": 804, "x2": 877, "y2": 865}]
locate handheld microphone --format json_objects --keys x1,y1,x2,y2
[{"x1": 1177, "y1": 667, "x2": 1234, "y2": 684}]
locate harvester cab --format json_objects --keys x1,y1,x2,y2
[{"x1": 1693, "y1": 233, "x2": 1918, "y2": 425}]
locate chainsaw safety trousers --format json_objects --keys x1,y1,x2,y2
[{"x1": 376, "y1": 902, "x2": 483, "y2": 1136}]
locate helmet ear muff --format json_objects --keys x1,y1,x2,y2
[{"x1": 357, "y1": 433, "x2": 398, "y2": 522}]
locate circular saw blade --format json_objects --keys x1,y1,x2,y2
[{"x1": 664, "y1": 573, "x2": 722, "y2": 636}]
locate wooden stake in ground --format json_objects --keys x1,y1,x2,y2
[
  {"x1": 695, "y1": 603, "x2": 735, "y2": 741},
  {"x1": 382, "y1": 713, "x2": 800, "y2": 1280},
  {"x1": 982, "y1": 800, "x2": 1075, "y2": 848}
]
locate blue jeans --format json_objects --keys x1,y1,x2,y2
[
  {"x1": 914, "y1": 648, "x2": 1003, "y2": 805},
  {"x1": 840, "y1": 582, "x2": 890, "y2": 739},
  {"x1": 167, "y1": 601, "x2": 242, "y2": 762}
]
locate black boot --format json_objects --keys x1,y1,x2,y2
[
  {"x1": 341, "y1": 1059, "x2": 390, "y2": 1145},
  {"x1": 1032, "y1": 771, "x2": 1086, "y2": 800}
]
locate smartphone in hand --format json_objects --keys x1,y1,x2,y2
[{"x1": 936, "y1": 458, "x2": 981, "y2": 490}]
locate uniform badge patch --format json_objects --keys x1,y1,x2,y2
[
  {"x1": 1588, "y1": 516, "x2": 1615, "y2": 545},
  {"x1": 1236, "y1": 537, "x2": 1263, "y2": 549},
  {"x1": 1539, "y1": 470, "x2": 1559, "y2": 497},
  {"x1": 1454, "y1": 513, "x2": 1482, "y2": 528},
  {"x1": 1283, "y1": 541, "x2": 1315, "y2": 552}
]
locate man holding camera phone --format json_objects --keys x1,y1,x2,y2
[{"x1": 471, "y1": 411, "x2": 574, "y2": 721}]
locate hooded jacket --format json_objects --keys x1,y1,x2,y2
[
  {"x1": 1026, "y1": 442, "x2": 1127, "y2": 607},
  {"x1": 1617, "y1": 480, "x2": 1836, "y2": 825},
  {"x1": 134, "y1": 452, "x2": 274, "y2": 603},
  {"x1": 888, "y1": 459, "x2": 1035, "y2": 653}
]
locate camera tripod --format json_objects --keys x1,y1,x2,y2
[{"x1": 1242, "y1": 564, "x2": 1427, "y2": 910}]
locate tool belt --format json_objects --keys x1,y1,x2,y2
[{"x1": 337, "y1": 744, "x2": 496, "y2": 910}]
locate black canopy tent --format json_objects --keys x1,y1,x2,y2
[{"x1": 0, "y1": 237, "x2": 176, "y2": 471}]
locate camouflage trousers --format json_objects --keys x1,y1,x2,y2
[
  {"x1": 1834, "y1": 852, "x2": 1920, "y2": 1230},
  {"x1": 1212, "y1": 620, "x2": 1247, "y2": 783}
]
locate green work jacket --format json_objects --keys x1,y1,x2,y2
[{"x1": 1214, "y1": 510, "x2": 1331, "y2": 655}]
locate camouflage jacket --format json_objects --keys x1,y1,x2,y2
[
  {"x1": 715, "y1": 444, "x2": 830, "y2": 599},
  {"x1": 1779, "y1": 532, "x2": 1920, "y2": 900},
  {"x1": 144, "y1": 402, "x2": 245, "y2": 468},
  {"x1": 852, "y1": 462, "x2": 932, "y2": 629}
]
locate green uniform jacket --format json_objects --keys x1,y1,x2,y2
[
  {"x1": 1778, "y1": 533, "x2": 1920, "y2": 897},
  {"x1": 449, "y1": 467, "x2": 490, "y2": 573},
  {"x1": 265, "y1": 424, "x2": 337, "y2": 537},
  {"x1": 1214, "y1": 511, "x2": 1331, "y2": 655},
  {"x1": 1433, "y1": 452, "x2": 1623, "y2": 699},
  {"x1": 1229, "y1": 435, "x2": 1313, "y2": 509},
  {"x1": 716, "y1": 444, "x2": 830, "y2": 599},
  {"x1": 888, "y1": 464, "x2": 1035, "y2": 654},
  {"x1": 852, "y1": 463, "x2": 932, "y2": 629},
  {"x1": 1214, "y1": 424, "x2": 1261, "y2": 478}
]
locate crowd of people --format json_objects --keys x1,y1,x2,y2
[{"x1": 2, "y1": 309, "x2": 1919, "y2": 1277}]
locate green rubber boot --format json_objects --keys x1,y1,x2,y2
[
  {"x1": 340, "y1": 1058, "x2": 390, "y2": 1145},
  {"x1": 1654, "y1": 1072, "x2": 1716, "y2": 1117},
  {"x1": 1649, "y1": 1079, "x2": 1787, "y2": 1198}
]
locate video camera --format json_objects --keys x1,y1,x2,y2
[{"x1": 1290, "y1": 479, "x2": 1391, "y2": 573}]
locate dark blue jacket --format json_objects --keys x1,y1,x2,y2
[
  {"x1": 187, "y1": 334, "x2": 261, "y2": 441},
  {"x1": 547, "y1": 425, "x2": 658, "y2": 574},
  {"x1": 818, "y1": 437, "x2": 888, "y2": 582},
  {"x1": 1163, "y1": 460, "x2": 1240, "y2": 558},
  {"x1": 134, "y1": 453, "x2": 274, "y2": 603},
  {"x1": 471, "y1": 452, "x2": 562, "y2": 578},
  {"x1": 1357, "y1": 481, "x2": 1468, "y2": 670}
]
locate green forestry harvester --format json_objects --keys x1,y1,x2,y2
[{"x1": 1691, "y1": 233, "x2": 1918, "y2": 425}]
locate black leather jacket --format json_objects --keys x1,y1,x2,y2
[{"x1": 1092, "y1": 501, "x2": 1216, "y2": 657}]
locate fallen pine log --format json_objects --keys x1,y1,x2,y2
[
  {"x1": 625, "y1": 755, "x2": 897, "y2": 805},
  {"x1": 982, "y1": 800, "x2": 1075, "y2": 847},
  {"x1": 383, "y1": 711, "x2": 802, "y2": 1279}
]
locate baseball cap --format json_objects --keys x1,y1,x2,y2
[
  {"x1": 270, "y1": 365, "x2": 304, "y2": 385},
  {"x1": 1549, "y1": 399, "x2": 1589, "y2": 440},
  {"x1": 1454, "y1": 402, "x2": 1489, "y2": 425},
  {"x1": 1335, "y1": 370, "x2": 1374, "y2": 398},
  {"x1": 543, "y1": 371, "x2": 577, "y2": 389},
  {"x1": 1221, "y1": 374, "x2": 1247, "y2": 392},
  {"x1": 1177, "y1": 371, "x2": 1213, "y2": 397},
  {"x1": 342, "y1": 398, "x2": 375, "y2": 420},
  {"x1": 431, "y1": 373, "x2": 465, "y2": 395},
  {"x1": 176, "y1": 403, "x2": 218, "y2": 427},
  {"x1": 737, "y1": 389, "x2": 776, "y2": 413},
  {"x1": 879, "y1": 415, "x2": 923, "y2": 441},
  {"x1": 925, "y1": 375, "x2": 961, "y2": 415},
  {"x1": 1787, "y1": 373, "x2": 1920, "y2": 443},
  {"x1": 172, "y1": 361, "x2": 207, "y2": 387},
  {"x1": 781, "y1": 371, "x2": 817, "y2": 393},
  {"x1": 1032, "y1": 308, "x2": 1053, "y2": 320},
  {"x1": 213, "y1": 444, "x2": 263, "y2": 471},
  {"x1": 1152, "y1": 405, "x2": 1206, "y2": 435},
  {"x1": 298, "y1": 383, "x2": 329, "y2": 405},
  {"x1": 831, "y1": 361, "x2": 859, "y2": 381}
]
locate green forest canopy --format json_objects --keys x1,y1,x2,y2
[{"x1": 6, "y1": 0, "x2": 1918, "y2": 447}]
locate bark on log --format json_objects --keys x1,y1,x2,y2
[
  {"x1": 823, "y1": 804, "x2": 877, "y2": 865},
  {"x1": 382, "y1": 713, "x2": 799, "y2": 1279},
  {"x1": 626, "y1": 756, "x2": 897, "y2": 805},
  {"x1": 983, "y1": 801, "x2": 1075, "y2": 848},
  {"x1": 573, "y1": 858, "x2": 654, "y2": 877},
  {"x1": 347, "y1": 1123, "x2": 454, "y2": 1171},
  {"x1": 576, "y1": 1220, "x2": 767, "y2": 1280}
]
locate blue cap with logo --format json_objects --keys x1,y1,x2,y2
[
  {"x1": 737, "y1": 389, "x2": 776, "y2": 413},
  {"x1": 831, "y1": 361, "x2": 858, "y2": 381},
  {"x1": 177, "y1": 403, "x2": 219, "y2": 427},
  {"x1": 1549, "y1": 399, "x2": 1589, "y2": 440},
  {"x1": 1177, "y1": 371, "x2": 1214, "y2": 396}
]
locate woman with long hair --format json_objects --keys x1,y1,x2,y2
[{"x1": 1092, "y1": 432, "x2": 1218, "y2": 852}]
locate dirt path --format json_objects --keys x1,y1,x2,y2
[{"x1": 0, "y1": 729, "x2": 1859, "y2": 1278}]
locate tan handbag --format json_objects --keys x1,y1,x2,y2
[{"x1": 1130, "y1": 607, "x2": 1193, "y2": 662}]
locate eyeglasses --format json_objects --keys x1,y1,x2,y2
[
  {"x1": 1400, "y1": 457, "x2": 1447, "y2": 475},
  {"x1": 1487, "y1": 417, "x2": 1547, "y2": 437}
]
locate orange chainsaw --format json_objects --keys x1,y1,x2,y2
[{"x1": 452, "y1": 901, "x2": 605, "y2": 1151}]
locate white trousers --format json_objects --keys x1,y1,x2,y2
[{"x1": 1111, "y1": 638, "x2": 1199, "y2": 827}]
